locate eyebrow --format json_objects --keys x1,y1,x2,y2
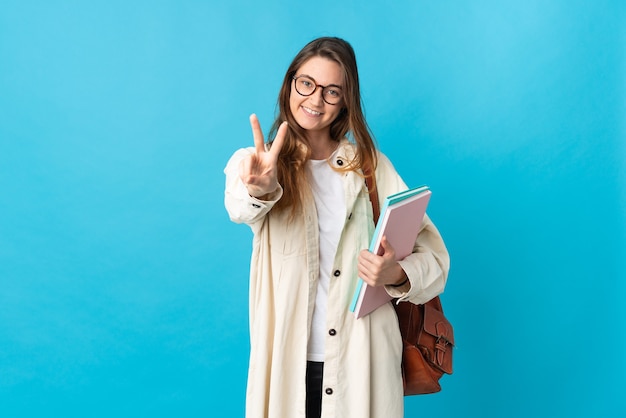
[{"x1": 298, "y1": 74, "x2": 343, "y2": 89}]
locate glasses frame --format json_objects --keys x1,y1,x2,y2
[{"x1": 292, "y1": 75, "x2": 343, "y2": 105}]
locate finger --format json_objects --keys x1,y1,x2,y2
[
  {"x1": 380, "y1": 236, "x2": 395, "y2": 258},
  {"x1": 358, "y1": 251, "x2": 379, "y2": 275},
  {"x1": 357, "y1": 263, "x2": 373, "y2": 285},
  {"x1": 268, "y1": 121, "x2": 288, "y2": 162},
  {"x1": 358, "y1": 265, "x2": 380, "y2": 287},
  {"x1": 249, "y1": 114, "x2": 266, "y2": 154},
  {"x1": 238, "y1": 156, "x2": 255, "y2": 185},
  {"x1": 359, "y1": 249, "x2": 374, "y2": 264}
]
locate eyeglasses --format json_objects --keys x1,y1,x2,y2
[{"x1": 292, "y1": 75, "x2": 343, "y2": 105}]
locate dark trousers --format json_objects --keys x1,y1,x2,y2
[{"x1": 306, "y1": 361, "x2": 324, "y2": 418}]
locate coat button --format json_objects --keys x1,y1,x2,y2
[
  {"x1": 329, "y1": 329, "x2": 336, "y2": 336},
  {"x1": 325, "y1": 388, "x2": 333, "y2": 395},
  {"x1": 333, "y1": 270, "x2": 341, "y2": 277},
  {"x1": 251, "y1": 203, "x2": 261, "y2": 208}
]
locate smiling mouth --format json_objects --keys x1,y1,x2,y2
[{"x1": 302, "y1": 106, "x2": 322, "y2": 116}]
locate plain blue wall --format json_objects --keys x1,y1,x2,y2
[{"x1": 1, "y1": 1, "x2": 624, "y2": 417}]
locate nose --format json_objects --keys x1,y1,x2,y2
[{"x1": 309, "y1": 86, "x2": 324, "y2": 105}]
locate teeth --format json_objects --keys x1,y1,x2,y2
[{"x1": 303, "y1": 106, "x2": 321, "y2": 116}]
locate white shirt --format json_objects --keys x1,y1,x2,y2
[{"x1": 306, "y1": 155, "x2": 346, "y2": 362}]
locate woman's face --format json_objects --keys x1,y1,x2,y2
[{"x1": 289, "y1": 56, "x2": 345, "y2": 139}]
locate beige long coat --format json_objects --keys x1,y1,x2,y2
[{"x1": 224, "y1": 140, "x2": 450, "y2": 418}]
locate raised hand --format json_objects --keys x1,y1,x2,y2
[{"x1": 239, "y1": 114, "x2": 288, "y2": 197}]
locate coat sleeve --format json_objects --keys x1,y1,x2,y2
[
  {"x1": 374, "y1": 153, "x2": 450, "y2": 305},
  {"x1": 224, "y1": 147, "x2": 283, "y2": 228}
]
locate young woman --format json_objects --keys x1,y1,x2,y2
[{"x1": 224, "y1": 37, "x2": 449, "y2": 418}]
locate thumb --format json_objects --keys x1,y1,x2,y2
[{"x1": 380, "y1": 236, "x2": 395, "y2": 258}]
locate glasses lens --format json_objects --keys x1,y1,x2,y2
[
  {"x1": 294, "y1": 76, "x2": 315, "y2": 96},
  {"x1": 322, "y1": 86, "x2": 342, "y2": 104}
]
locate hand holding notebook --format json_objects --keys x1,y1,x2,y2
[{"x1": 349, "y1": 185, "x2": 432, "y2": 318}]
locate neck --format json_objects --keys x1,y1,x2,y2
[{"x1": 306, "y1": 130, "x2": 337, "y2": 160}]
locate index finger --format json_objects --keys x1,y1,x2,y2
[
  {"x1": 268, "y1": 121, "x2": 288, "y2": 161},
  {"x1": 249, "y1": 114, "x2": 266, "y2": 154}
]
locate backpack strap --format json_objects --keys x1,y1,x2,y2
[{"x1": 363, "y1": 165, "x2": 380, "y2": 223}]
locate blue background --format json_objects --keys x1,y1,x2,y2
[{"x1": 1, "y1": 1, "x2": 624, "y2": 417}]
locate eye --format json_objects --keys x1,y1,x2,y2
[
  {"x1": 326, "y1": 89, "x2": 341, "y2": 98},
  {"x1": 300, "y1": 79, "x2": 313, "y2": 88}
]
